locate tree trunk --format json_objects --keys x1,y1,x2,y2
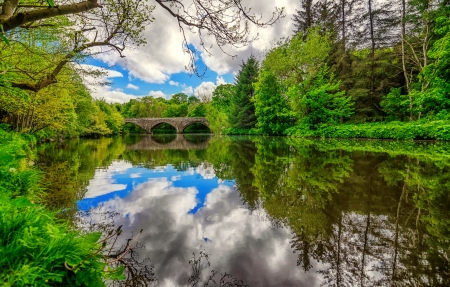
[{"x1": 368, "y1": 0, "x2": 376, "y2": 106}]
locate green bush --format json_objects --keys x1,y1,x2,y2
[
  {"x1": 288, "y1": 120, "x2": 450, "y2": 140},
  {"x1": 0, "y1": 130, "x2": 124, "y2": 286}
]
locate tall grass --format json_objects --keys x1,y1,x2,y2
[{"x1": 0, "y1": 128, "x2": 123, "y2": 286}]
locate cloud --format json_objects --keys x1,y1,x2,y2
[
  {"x1": 126, "y1": 83, "x2": 139, "y2": 90},
  {"x1": 83, "y1": 161, "x2": 132, "y2": 198},
  {"x1": 78, "y1": 64, "x2": 140, "y2": 103},
  {"x1": 216, "y1": 76, "x2": 227, "y2": 86},
  {"x1": 89, "y1": 1, "x2": 297, "y2": 84},
  {"x1": 194, "y1": 81, "x2": 216, "y2": 102},
  {"x1": 195, "y1": 0, "x2": 297, "y2": 75},
  {"x1": 169, "y1": 81, "x2": 179, "y2": 86},
  {"x1": 196, "y1": 162, "x2": 216, "y2": 180},
  {"x1": 83, "y1": 174, "x2": 318, "y2": 286},
  {"x1": 181, "y1": 84, "x2": 194, "y2": 95},
  {"x1": 148, "y1": 90, "x2": 167, "y2": 98}
]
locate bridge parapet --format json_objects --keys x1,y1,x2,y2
[{"x1": 124, "y1": 117, "x2": 210, "y2": 133}]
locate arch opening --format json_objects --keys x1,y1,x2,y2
[
  {"x1": 150, "y1": 134, "x2": 177, "y2": 144},
  {"x1": 123, "y1": 122, "x2": 148, "y2": 134},
  {"x1": 152, "y1": 122, "x2": 177, "y2": 134},
  {"x1": 183, "y1": 122, "x2": 211, "y2": 134}
]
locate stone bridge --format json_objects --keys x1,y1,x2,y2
[
  {"x1": 124, "y1": 117, "x2": 210, "y2": 134},
  {"x1": 126, "y1": 134, "x2": 211, "y2": 150}
]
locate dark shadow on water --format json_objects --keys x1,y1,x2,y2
[
  {"x1": 150, "y1": 134, "x2": 177, "y2": 144},
  {"x1": 183, "y1": 133, "x2": 213, "y2": 144}
]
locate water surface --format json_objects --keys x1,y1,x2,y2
[{"x1": 38, "y1": 135, "x2": 450, "y2": 286}]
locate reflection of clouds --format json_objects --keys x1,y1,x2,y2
[
  {"x1": 130, "y1": 173, "x2": 141, "y2": 178},
  {"x1": 171, "y1": 175, "x2": 181, "y2": 181},
  {"x1": 95, "y1": 177, "x2": 318, "y2": 286},
  {"x1": 83, "y1": 160, "x2": 131, "y2": 198},
  {"x1": 154, "y1": 166, "x2": 167, "y2": 172},
  {"x1": 186, "y1": 167, "x2": 195, "y2": 176},
  {"x1": 196, "y1": 162, "x2": 216, "y2": 180}
]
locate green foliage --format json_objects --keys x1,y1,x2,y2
[
  {"x1": 253, "y1": 69, "x2": 294, "y2": 135},
  {"x1": 288, "y1": 66, "x2": 353, "y2": 129},
  {"x1": 187, "y1": 103, "x2": 207, "y2": 117},
  {"x1": 95, "y1": 100, "x2": 124, "y2": 135},
  {"x1": 288, "y1": 120, "x2": 450, "y2": 140},
  {"x1": 0, "y1": 196, "x2": 107, "y2": 286},
  {"x1": 0, "y1": 130, "x2": 126, "y2": 286},
  {"x1": 229, "y1": 56, "x2": 259, "y2": 129}
]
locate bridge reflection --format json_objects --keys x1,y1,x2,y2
[{"x1": 126, "y1": 134, "x2": 212, "y2": 150}]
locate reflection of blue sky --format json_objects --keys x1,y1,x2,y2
[
  {"x1": 79, "y1": 160, "x2": 321, "y2": 286},
  {"x1": 78, "y1": 161, "x2": 234, "y2": 214}
]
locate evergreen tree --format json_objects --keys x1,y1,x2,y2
[
  {"x1": 230, "y1": 56, "x2": 260, "y2": 129},
  {"x1": 254, "y1": 69, "x2": 294, "y2": 135},
  {"x1": 292, "y1": 0, "x2": 315, "y2": 36}
]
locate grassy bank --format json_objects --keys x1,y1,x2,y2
[
  {"x1": 0, "y1": 129, "x2": 123, "y2": 286},
  {"x1": 222, "y1": 120, "x2": 450, "y2": 141},
  {"x1": 287, "y1": 120, "x2": 450, "y2": 140}
]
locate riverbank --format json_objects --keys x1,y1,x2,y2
[
  {"x1": 223, "y1": 120, "x2": 450, "y2": 141},
  {"x1": 0, "y1": 129, "x2": 124, "y2": 286}
]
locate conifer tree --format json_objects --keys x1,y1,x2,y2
[
  {"x1": 292, "y1": 0, "x2": 315, "y2": 36},
  {"x1": 230, "y1": 56, "x2": 260, "y2": 129}
]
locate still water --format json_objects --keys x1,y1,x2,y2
[{"x1": 38, "y1": 135, "x2": 450, "y2": 286}]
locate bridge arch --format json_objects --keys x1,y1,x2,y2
[
  {"x1": 150, "y1": 121, "x2": 178, "y2": 133},
  {"x1": 181, "y1": 121, "x2": 211, "y2": 133},
  {"x1": 124, "y1": 118, "x2": 210, "y2": 134}
]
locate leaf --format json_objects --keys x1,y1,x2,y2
[
  {"x1": 107, "y1": 265, "x2": 126, "y2": 280},
  {"x1": 0, "y1": 24, "x2": 9, "y2": 45},
  {"x1": 1, "y1": 34, "x2": 9, "y2": 45},
  {"x1": 11, "y1": 197, "x2": 34, "y2": 207},
  {"x1": 83, "y1": 231, "x2": 102, "y2": 247},
  {"x1": 46, "y1": 0, "x2": 55, "y2": 7}
]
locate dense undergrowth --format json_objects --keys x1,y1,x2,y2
[
  {"x1": 0, "y1": 129, "x2": 124, "y2": 286},
  {"x1": 287, "y1": 120, "x2": 450, "y2": 140},
  {"x1": 220, "y1": 120, "x2": 450, "y2": 141}
]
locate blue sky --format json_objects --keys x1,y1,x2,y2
[
  {"x1": 83, "y1": 57, "x2": 235, "y2": 99},
  {"x1": 78, "y1": 162, "x2": 235, "y2": 215},
  {"x1": 79, "y1": 1, "x2": 296, "y2": 103}
]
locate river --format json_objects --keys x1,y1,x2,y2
[{"x1": 37, "y1": 134, "x2": 450, "y2": 286}]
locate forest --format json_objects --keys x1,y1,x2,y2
[
  {"x1": 1, "y1": 0, "x2": 450, "y2": 140},
  {"x1": 0, "y1": 0, "x2": 450, "y2": 285}
]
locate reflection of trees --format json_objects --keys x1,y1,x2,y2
[
  {"x1": 188, "y1": 251, "x2": 248, "y2": 287},
  {"x1": 37, "y1": 137, "x2": 127, "y2": 214},
  {"x1": 251, "y1": 139, "x2": 450, "y2": 286},
  {"x1": 39, "y1": 135, "x2": 450, "y2": 286},
  {"x1": 76, "y1": 208, "x2": 157, "y2": 287},
  {"x1": 251, "y1": 139, "x2": 353, "y2": 273}
]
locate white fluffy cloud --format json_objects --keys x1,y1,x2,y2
[
  {"x1": 193, "y1": 76, "x2": 230, "y2": 101},
  {"x1": 148, "y1": 90, "x2": 168, "y2": 99},
  {"x1": 196, "y1": 0, "x2": 297, "y2": 75},
  {"x1": 126, "y1": 83, "x2": 139, "y2": 90},
  {"x1": 83, "y1": 168, "x2": 318, "y2": 286},
  {"x1": 90, "y1": 1, "x2": 297, "y2": 84},
  {"x1": 78, "y1": 64, "x2": 141, "y2": 103},
  {"x1": 181, "y1": 84, "x2": 194, "y2": 95},
  {"x1": 169, "y1": 81, "x2": 179, "y2": 86},
  {"x1": 194, "y1": 81, "x2": 216, "y2": 102}
]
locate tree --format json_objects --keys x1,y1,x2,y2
[
  {"x1": 253, "y1": 69, "x2": 294, "y2": 135},
  {"x1": 229, "y1": 56, "x2": 259, "y2": 129},
  {"x1": 1, "y1": 0, "x2": 154, "y2": 93},
  {"x1": 170, "y1": 93, "x2": 188, "y2": 105},
  {"x1": 1, "y1": 0, "x2": 284, "y2": 84},
  {"x1": 287, "y1": 66, "x2": 354, "y2": 129},
  {"x1": 292, "y1": 0, "x2": 315, "y2": 36}
]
